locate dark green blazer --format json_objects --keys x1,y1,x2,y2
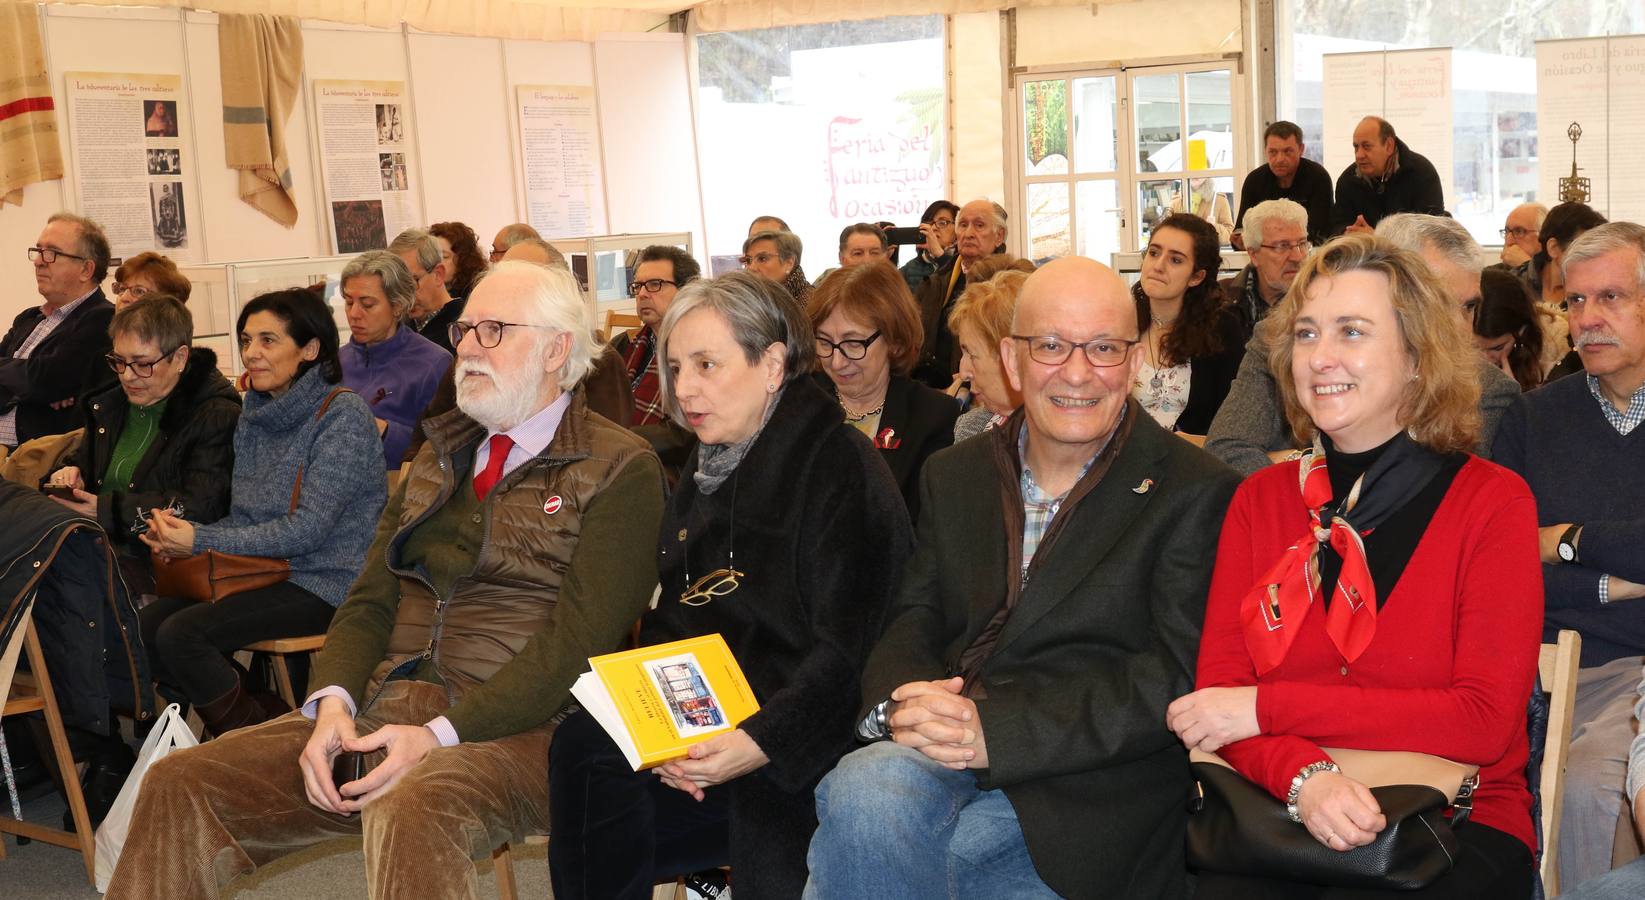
[{"x1": 860, "y1": 408, "x2": 1240, "y2": 900}]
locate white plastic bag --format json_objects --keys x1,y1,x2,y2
[{"x1": 94, "y1": 703, "x2": 198, "y2": 892}]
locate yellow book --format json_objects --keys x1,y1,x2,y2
[{"x1": 570, "y1": 633, "x2": 760, "y2": 770}]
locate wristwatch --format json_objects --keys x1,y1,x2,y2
[{"x1": 1557, "y1": 524, "x2": 1583, "y2": 563}]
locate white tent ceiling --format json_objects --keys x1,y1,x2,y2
[{"x1": 8, "y1": 0, "x2": 1096, "y2": 40}]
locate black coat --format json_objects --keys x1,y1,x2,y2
[
  {"x1": 912, "y1": 255, "x2": 966, "y2": 388},
  {"x1": 1330, "y1": 137, "x2": 1446, "y2": 233},
  {"x1": 642, "y1": 376, "x2": 914, "y2": 900},
  {"x1": 812, "y1": 372, "x2": 957, "y2": 521},
  {"x1": 860, "y1": 409, "x2": 1240, "y2": 900},
  {"x1": 1173, "y1": 309, "x2": 1247, "y2": 436},
  {"x1": 72, "y1": 346, "x2": 241, "y2": 560},
  {"x1": 0, "y1": 288, "x2": 115, "y2": 445},
  {"x1": 0, "y1": 481, "x2": 153, "y2": 734}
]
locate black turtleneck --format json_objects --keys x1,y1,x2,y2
[{"x1": 1317, "y1": 435, "x2": 1467, "y2": 609}]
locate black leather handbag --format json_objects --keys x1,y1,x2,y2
[{"x1": 1186, "y1": 749, "x2": 1478, "y2": 890}]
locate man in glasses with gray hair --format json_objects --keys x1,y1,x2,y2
[
  {"x1": 1, "y1": 211, "x2": 115, "y2": 448},
  {"x1": 106, "y1": 261, "x2": 666, "y2": 899},
  {"x1": 807, "y1": 257, "x2": 1239, "y2": 900}
]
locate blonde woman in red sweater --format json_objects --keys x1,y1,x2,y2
[{"x1": 1167, "y1": 234, "x2": 1544, "y2": 899}]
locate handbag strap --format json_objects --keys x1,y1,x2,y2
[{"x1": 287, "y1": 387, "x2": 354, "y2": 514}]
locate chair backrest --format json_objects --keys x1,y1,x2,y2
[
  {"x1": 603, "y1": 310, "x2": 644, "y2": 341},
  {"x1": 1537, "y1": 629, "x2": 1582, "y2": 895},
  {"x1": 0, "y1": 601, "x2": 34, "y2": 712}
]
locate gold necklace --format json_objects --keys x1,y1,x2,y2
[{"x1": 836, "y1": 388, "x2": 885, "y2": 422}]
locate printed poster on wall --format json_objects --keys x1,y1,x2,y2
[
  {"x1": 313, "y1": 79, "x2": 421, "y2": 255},
  {"x1": 1537, "y1": 35, "x2": 1645, "y2": 223},
  {"x1": 64, "y1": 72, "x2": 196, "y2": 262},
  {"x1": 1321, "y1": 49, "x2": 1454, "y2": 211},
  {"x1": 515, "y1": 85, "x2": 606, "y2": 238}
]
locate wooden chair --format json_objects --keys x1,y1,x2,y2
[
  {"x1": 603, "y1": 310, "x2": 645, "y2": 341},
  {"x1": 240, "y1": 634, "x2": 327, "y2": 708},
  {"x1": 1538, "y1": 628, "x2": 1582, "y2": 895},
  {"x1": 0, "y1": 603, "x2": 96, "y2": 883}
]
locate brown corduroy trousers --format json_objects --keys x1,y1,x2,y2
[{"x1": 104, "y1": 680, "x2": 551, "y2": 900}]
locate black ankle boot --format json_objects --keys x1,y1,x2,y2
[
  {"x1": 196, "y1": 680, "x2": 270, "y2": 738},
  {"x1": 63, "y1": 738, "x2": 137, "y2": 831}
]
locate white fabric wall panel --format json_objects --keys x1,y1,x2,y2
[
  {"x1": 0, "y1": 182, "x2": 67, "y2": 328},
  {"x1": 183, "y1": 12, "x2": 324, "y2": 265},
  {"x1": 501, "y1": 39, "x2": 596, "y2": 224},
  {"x1": 591, "y1": 34, "x2": 704, "y2": 259},
  {"x1": 952, "y1": 12, "x2": 1006, "y2": 206},
  {"x1": 407, "y1": 32, "x2": 518, "y2": 234},
  {"x1": 1015, "y1": 1, "x2": 1241, "y2": 66}
]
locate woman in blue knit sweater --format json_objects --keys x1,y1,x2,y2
[{"x1": 138, "y1": 289, "x2": 387, "y2": 736}]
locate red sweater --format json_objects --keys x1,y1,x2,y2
[{"x1": 1195, "y1": 456, "x2": 1543, "y2": 851}]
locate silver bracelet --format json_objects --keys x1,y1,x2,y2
[{"x1": 1285, "y1": 761, "x2": 1340, "y2": 822}]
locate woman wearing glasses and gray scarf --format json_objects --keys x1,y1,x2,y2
[{"x1": 547, "y1": 271, "x2": 915, "y2": 900}]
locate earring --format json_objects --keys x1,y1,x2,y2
[{"x1": 766, "y1": 383, "x2": 777, "y2": 393}]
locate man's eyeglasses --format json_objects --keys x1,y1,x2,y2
[
  {"x1": 1500, "y1": 227, "x2": 1536, "y2": 240},
  {"x1": 106, "y1": 346, "x2": 181, "y2": 378},
  {"x1": 816, "y1": 330, "x2": 883, "y2": 361},
  {"x1": 680, "y1": 567, "x2": 743, "y2": 606},
  {"x1": 1256, "y1": 240, "x2": 1312, "y2": 256},
  {"x1": 113, "y1": 282, "x2": 153, "y2": 300},
  {"x1": 1010, "y1": 335, "x2": 1138, "y2": 367},
  {"x1": 739, "y1": 252, "x2": 782, "y2": 267},
  {"x1": 27, "y1": 246, "x2": 89, "y2": 265},
  {"x1": 449, "y1": 319, "x2": 554, "y2": 349},
  {"x1": 628, "y1": 278, "x2": 677, "y2": 297}
]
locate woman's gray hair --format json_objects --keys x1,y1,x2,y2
[
  {"x1": 654, "y1": 271, "x2": 815, "y2": 427},
  {"x1": 743, "y1": 229, "x2": 803, "y2": 262},
  {"x1": 341, "y1": 250, "x2": 418, "y2": 322},
  {"x1": 481, "y1": 260, "x2": 601, "y2": 389},
  {"x1": 1242, "y1": 199, "x2": 1309, "y2": 249},
  {"x1": 1563, "y1": 221, "x2": 1645, "y2": 290}
]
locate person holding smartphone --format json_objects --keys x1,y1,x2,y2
[{"x1": 899, "y1": 200, "x2": 959, "y2": 294}]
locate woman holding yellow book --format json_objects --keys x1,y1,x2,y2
[{"x1": 547, "y1": 271, "x2": 916, "y2": 899}]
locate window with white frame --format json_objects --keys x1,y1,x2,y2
[
  {"x1": 1017, "y1": 61, "x2": 1243, "y2": 268},
  {"x1": 695, "y1": 16, "x2": 947, "y2": 278}
]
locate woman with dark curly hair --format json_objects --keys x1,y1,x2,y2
[
  {"x1": 430, "y1": 220, "x2": 487, "y2": 302},
  {"x1": 1131, "y1": 213, "x2": 1245, "y2": 440}
]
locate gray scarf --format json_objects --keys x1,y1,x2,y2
[{"x1": 693, "y1": 385, "x2": 784, "y2": 494}]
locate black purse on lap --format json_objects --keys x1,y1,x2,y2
[{"x1": 1186, "y1": 749, "x2": 1477, "y2": 890}]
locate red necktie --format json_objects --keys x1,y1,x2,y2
[{"x1": 473, "y1": 434, "x2": 515, "y2": 500}]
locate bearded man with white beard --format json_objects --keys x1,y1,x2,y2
[{"x1": 104, "y1": 261, "x2": 666, "y2": 900}]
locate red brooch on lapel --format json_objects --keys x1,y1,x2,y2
[{"x1": 874, "y1": 427, "x2": 901, "y2": 450}]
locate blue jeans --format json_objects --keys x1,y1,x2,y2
[
  {"x1": 1557, "y1": 857, "x2": 1645, "y2": 900},
  {"x1": 804, "y1": 741, "x2": 1060, "y2": 899}
]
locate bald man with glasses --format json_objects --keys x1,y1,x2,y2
[{"x1": 1, "y1": 212, "x2": 117, "y2": 448}]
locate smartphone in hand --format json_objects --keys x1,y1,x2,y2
[
  {"x1": 332, "y1": 750, "x2": 365, "y2": 794},
  {"x1": 40, "y1": 483, "x2": 77, "y2": 500}
]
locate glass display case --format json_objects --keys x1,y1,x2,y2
[
  {"x1": 179, "y1": 256, "x2": 355, "y2": 376},
  {"x1": 546, "y1": 232, "x2": 693, "y2": 321}
]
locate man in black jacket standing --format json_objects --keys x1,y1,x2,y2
[
  {"x1": 0, "y1": 212, "x2": 115, "y2": 448},
  {"x1": 1331, "y1": 116, "x2": 1445, "y2": 235},
  {"x1": 806, "y1": 257, "x2": 1239, "y2": 900}
]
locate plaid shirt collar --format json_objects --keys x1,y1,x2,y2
[
  {"x1": 1587, "y1": 374, "x2": 1645, "y2": 436},
  {"x1": 1016, "y1": 421, "x2": 1108, "y2": 578}
]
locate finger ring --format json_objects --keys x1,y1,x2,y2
[{"x1": 1326, "y1": 832, "x2": 1338, "y2": 844}]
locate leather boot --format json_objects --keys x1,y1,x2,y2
[
  {"x1": 196, "y1": 679, "x2": 270, "y2": 738},
  {"x1": 64, "y1": 738, "x2": 136, "y2": 831}
]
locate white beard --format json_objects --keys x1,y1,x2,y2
[{"x1": 456, "y1": 350, "x2": 547, "y2": 432}]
